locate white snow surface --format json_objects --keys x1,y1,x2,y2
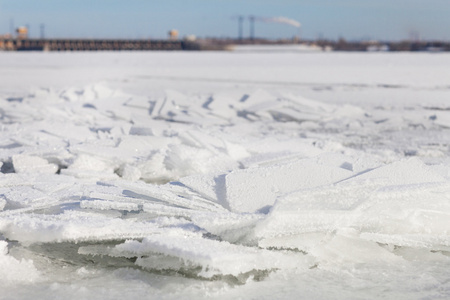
[{"x1": 0, "y1": 51, "x2": 450, "y2": 299}]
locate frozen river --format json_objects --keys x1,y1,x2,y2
[{"x1": 0, "y1": 51, "x2": 449, "y2": 299}]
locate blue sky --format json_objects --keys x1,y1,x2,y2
[{"x1": 0, "y1": 0, "x2": 448, "y2": 41}]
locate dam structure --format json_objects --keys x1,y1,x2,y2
[{"x1": 0, "y1": 38, "x2": 200, "y2": 51}]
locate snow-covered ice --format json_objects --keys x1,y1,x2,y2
[{"x1": 0, "y1": 51, "x2": 449, "y2": 299}]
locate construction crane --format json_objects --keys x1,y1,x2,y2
[{"x1": 231, "y1": 15, "x2": 245, "y2": 40}]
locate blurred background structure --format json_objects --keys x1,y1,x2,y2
[{"x1": 0, "y1": 0, "x2": 449, "y2": 51}]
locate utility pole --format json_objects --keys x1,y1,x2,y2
[
  {"x1": 40, "y1": 24, "x2": 45, "y2": 39},
  {"x1": 10, "y1": 19, "x2": 14, "y2": 37},
  {"x1": 238, "y1": 16, "x2": 244, "y2": 41},
  {"x1": 249, "y1": 15, "x2": 255, "y2": 41}
]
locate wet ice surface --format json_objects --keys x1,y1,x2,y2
[{"x1": 0, "y1": 52, "x2": 450, "y2": 299}]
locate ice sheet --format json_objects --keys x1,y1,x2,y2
[{"x1": 0, "y1": 52, "x2": 450, "y2": 299}]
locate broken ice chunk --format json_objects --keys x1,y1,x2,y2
[
  {"x1": 225, "y1": 156, "x2": 353, "y2": 213},
  {"x1": 345, "y1": 157, "x2": 446, "y2": 185},
  {"x1": 12, "y1": 154, "x2": 58, "y2": 174},
  {"x1": 114, "y1": 233, "x2": 314, "y2": 278},
  {"x1": 0, "y1": 241, "x2": 40, "y2": 282},
  {"x1": 118, "y1": 164, "x2": 141, "y2": 181}
]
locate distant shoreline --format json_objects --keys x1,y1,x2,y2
[{"x1": 1, "y1": 38, "x2": 449, "y2": 52}]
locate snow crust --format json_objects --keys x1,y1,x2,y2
[{"x1": 0, "y1": 52, "x2": 449, "y2": 299}]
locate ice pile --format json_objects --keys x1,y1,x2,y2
[{"x1": 0, "y1": 81, "x2": 449, "y2": 298}]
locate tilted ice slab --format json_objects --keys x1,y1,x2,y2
[
  {"x1": 225, "y1": 154, "x2": 354, "y2": 213},
  {"x1": 105, "y1": 179, "x2": 228, "y2": 212},
  {"x1": 0, "y1": 210, "x2": 166, "y2": 244},
  {"x1": 0, "y1": 173, "x2": 77, "y2": 211},
  {"x1": 255, "y1": 158, "x2": 450, "y2": 256},
  {"x1": 79, "y1": 231, "x2": 315, "y2": 278},
  {"x1": 190, "y1": 211, "x2": 265, "y2": 244}
]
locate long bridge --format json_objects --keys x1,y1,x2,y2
[
  {"x1": 2, "y1": 38, "x2": 449, "y2": 52},
  {"x1": 0, "y1": 38, "x2": 200, "y2": 51}
]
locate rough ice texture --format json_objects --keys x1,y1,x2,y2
[
  {"x1": 0, "y1": 241, "x2": 40, "y2": 283},
  {"x1": 12, "y1": 155, "x2": 58, "y2": 174},
  {"x1": 0, "y1": 52, "x2": 450, "y2": 300},
  {"x1": 225, "y1": 155, "x2": 353, "y2": 213}
]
